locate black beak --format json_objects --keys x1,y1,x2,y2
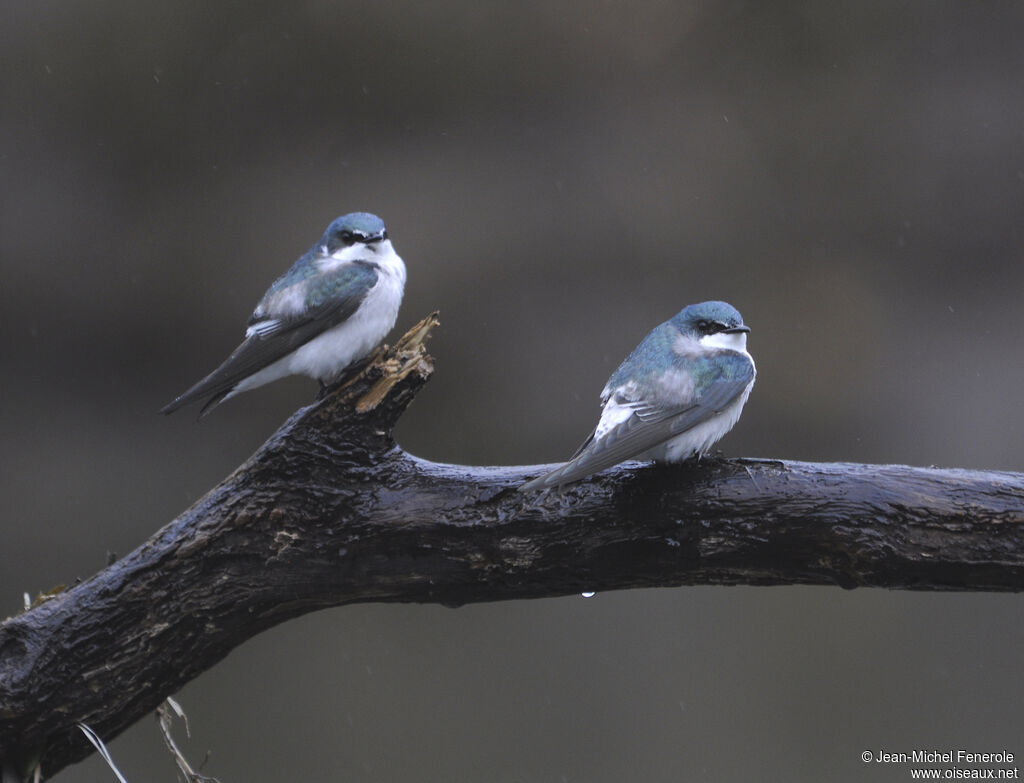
[{"x1": 724, "y1": 324, "x2": 751, "y2": 334}]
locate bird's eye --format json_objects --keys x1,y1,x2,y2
[
  {"x1": 339, "y1": 230, "x2": 355, "y2": 244},
  {"x1": 697, "y1": 319, "x2": 714, "y2": 334}
]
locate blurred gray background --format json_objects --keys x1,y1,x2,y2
[{"x1": 3, "y1": 1, "x2": 1023, "y2": 781}]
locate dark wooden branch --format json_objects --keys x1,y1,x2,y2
[{"x1": 2, "y1": 311, "x2": 1023, "y2": 781}]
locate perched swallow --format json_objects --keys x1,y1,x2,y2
[
  {"x1": 161, "y1": 212, "x2": 406, "y2": 416},
  {"x1": 521, "y1": 300, "x2": 755, "y2": 491}
]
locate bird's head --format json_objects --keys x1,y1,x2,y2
[
  {"x1": 673, "y1": 300, "x2": 750, "y2": 351},
  {"x1": 320, "y1": 212, "x2": 389, "y2": 256}
]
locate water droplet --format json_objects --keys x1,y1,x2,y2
[{"x1": 581, "y1": 592, "x2": 596, "y2": 598}]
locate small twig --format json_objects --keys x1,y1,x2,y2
[
  {"x1": 76, "y1": 724, "x2": 129, "y2": 783},
  {"x1": 156, "y1": 698, "x2": 220, "y2": 783},
  {"x1": 742, "y1": 463, "x2": 760, "y2": 491}
]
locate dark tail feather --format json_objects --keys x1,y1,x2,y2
[
  {"x1": 159, "y1": 397, "x2": 188, "y2": 415},
  {"x1": 518, "y1": 472, "x2": 558, "y2": 493},
  {"x1": 518, "y1": 430, "x2": 597, "y2": 492},
  {"x1": 518, "y1": 461, "x2": 579, "y2": 492},
  {"x1": 198, "y1": 389, "x2": 233, "y2": 417},
  {"x1": 159, "y1": 382, "x2": 234, "y2": 416}
]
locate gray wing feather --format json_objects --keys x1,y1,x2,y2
[
  {"x1": 160, "y1": 277, "x2": 373, "y2": 415},
  {"x1": 519, "y1": 373, "x2": 751, "y2": 492}
]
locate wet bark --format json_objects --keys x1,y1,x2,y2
[{"x1": 1, "y1": 312, "x2": 1022, "y2": 781}]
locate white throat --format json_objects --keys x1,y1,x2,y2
[
  {"x1": 364, "y1": 239, "x2": 405, "y2": 285},
  {"x1": 700, "y1": 330, "x2": 748, "y2": 353},
  {"x1": 316, "y1": 238, "x2": 402, "y2": 272}
]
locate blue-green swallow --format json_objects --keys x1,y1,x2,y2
[
  {"x1": 161, "y1": 212, "x2": 406, "y2": 416},
  {"x1": 521, "y1": 300, "x2": 755, "y2": 490}
]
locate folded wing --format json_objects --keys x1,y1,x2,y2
[
  {"x1": 160, "y1": 262, "x2": 379, "y2": 415},
  {"x1": 520, "y1": 353, "x2": 753, "y2": 491}
]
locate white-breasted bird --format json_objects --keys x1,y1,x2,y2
[
  {"x1": 161, "y1": 212, "x2": 406, "y2": 416},
  {"x1": 521, "y1": 300, "x2": 755, "y2": 490}
]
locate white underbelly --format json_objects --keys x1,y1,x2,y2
[
  {"x1": 641, "y1": 379, "x2": 754, "y2": 462},
  {"x1": 233, "y1": 268, "x2": 404, "y2": 394}
]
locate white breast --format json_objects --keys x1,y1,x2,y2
[
  {"x1": 641, "y1": 338, "x2": 755, "y2": 462},
  {"x1": 645, "y1": 378, "x2": 755, "y2": 462},
  {"x1": 285, "y1": 256, "x2": 405, "y2": 382},
  {"x1": 233, "y1": 243, "x2": 406, "y2": 393}
]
